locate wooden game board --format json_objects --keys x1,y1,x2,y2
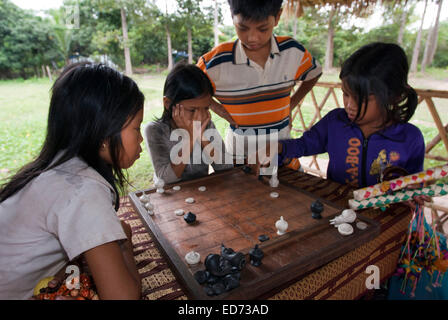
[{"x1": 129, "y1": 168, "x2": 381, "y2": 299}]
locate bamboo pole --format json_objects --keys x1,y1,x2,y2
[{"x1": 425, "y1": 97, "x2": 448, "y2": 155}]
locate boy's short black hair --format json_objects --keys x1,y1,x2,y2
[{"x1": 228, "y1": 0, "x2": 283, "y2": 21}]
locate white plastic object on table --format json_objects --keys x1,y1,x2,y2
[
  {"x1": 275, "y1": 216, "x2": 288, "y2": 235},
  {"x1": 269, "y1": 166, "x2": 279, "y2": 188},
  {"x1": 154, "y1": 177, "x2": 165, "y2": 194},
  {"x1": 185, "y1": 197, "x2": 195, "y2": 204},
  {"x1": 139, "y1": 194, "x2": 151, "y2": 204},
  {"x1": 185, "y1": 251, "x2": 201, "y2": 265},
  {"x1": 330, "y1": 209, "x2": 357, "y2": 226},
  {"x1": 144, "y1": 202, "x2": 154, "y2": 211},
  {"x1": 337, "y1": 223, "x2": 354, "y2": 236},
  {"x1": 174, "y1": 209, "x2": 185, "y2": 216}
]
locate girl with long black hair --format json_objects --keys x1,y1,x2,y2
[{"x1": 0, "y1": 63, "x2": 144, "y2": 299}]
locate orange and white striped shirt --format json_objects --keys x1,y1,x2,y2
[{"x1": 198, "y1": 35, "x2": 322, "y2": 134}]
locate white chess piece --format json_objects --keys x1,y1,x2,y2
[
  {"x1": 356, "y1": 221, "x2": 368, "y2": 230},
  {"x1": 154, "y1": 177, "x2": 165, "y2": 194},
  {"x1": 275, "y1": 216, "x2": 288, "y2": 235},
  {"x1": 185, "y1": 197, "x2": 195, "y2": 204},
  {"x1": 185, "y1": 251, "x2": 201, "y2": 265},
  {"x1": 174, "y1": 209, "x2": 185, "y2": 216},
  {"x1": 337, "y1": 223, "x2": 354, "y2": 236},
  {"x1": 269, "y1": 165, "x2": 279, "y2": 188},
  {"x1": 139, "y1": 194, "x2": 151, "y2": 203},
  {"x1": 144, "y1": 202, "x2": 154, "y2": 211},
  {"x1": 330, "y1": 209, "x2": 357, "y2": 226}
]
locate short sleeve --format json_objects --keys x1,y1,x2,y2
[
  {"x1": 46, "y1": 180, "x2": 127, "y2": 261},
  {"x1": 197, "y1": 55, "x2": 217, "y2": 94},
  {"x1": 295, "y1": 48, "x2": 322, "y2": 82},
  {"x1": 144, "y1": 122, "x2": 181, "y2": 184}
]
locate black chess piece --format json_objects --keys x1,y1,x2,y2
[
  {"x1": 194, "y1": 270, "x2": 208, "y2": 284},
  {"x1": 204, "y1": 285, "x2": 215, "y2": 296},
  {"x1": 242, "y1": 165, "x2": 252, "y2": 174},
  {"x1": 249, "y1": 244, "x2": 264, "y2": 267},
  {"x1": 184, "y1": 211, "x2": 196, "y2": 224},
  {"x1": 258, "y1": 234, "x2": 269, "y2": 242},
  {"x1": 221, "y1": 243, "x2": 246, "y2": 271},
  {"x1": 205, "y1": 254, "x2": 232, "y2": 277},
  {"x1": 211, "y1": 282, "x2": 226, "y2": 295},
  {"x1": 206, "y1": 273, "x2": 220, "y2": 285},
  {"x1": 311, "y1": 200, "x2": 324, "y2": 219},
  {"x1": 223, "y1": 273, "x2": 240, "y2": 292}
]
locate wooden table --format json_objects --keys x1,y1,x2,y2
[{"x1": 126, "y1": 167, "x2": 410, "y2": 300}]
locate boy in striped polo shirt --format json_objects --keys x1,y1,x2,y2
[{"x1": 198, "y1": 0, "x2": 322, "y2": 164}]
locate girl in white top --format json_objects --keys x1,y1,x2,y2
[
  {"x1": 145, "y1": 63, "x2": 233, "y2": 184},
  {"x1": 0, "y1": 63, "x2": 144, "y2": 299}
]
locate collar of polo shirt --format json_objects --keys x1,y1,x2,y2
[{"x1": 234, "y1": 34, "x2": 281, "y2": 65}]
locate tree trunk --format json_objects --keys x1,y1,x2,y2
[
  {"x1": 214, "y1": 0, "x2": 219, "y2": 47},
  {"x1": 121, "y1": 7, "x2": 133, "y2": 76},
  {"x1": 46, "y1": 65, "x2": 53, "y2": 82},
  {"x1": 421, "y1": 26, "x2": 433, "y2": 73},
  {"x1": 428, "y1": 0, "x2": 443, "y2": 65},
  {"x1": 166, "y1": 26, "x2": 173, "y2": 71},
  {"x1": 410, "y1": 0, "x2": 428, "y2": 73},
  {"x1": 324, "y1": 6, "x2": 336, "y2": 72},
  {"x1": 397, "y1": 6, "x2": 407, "y2": 46},
  {"x1": 187, "y1": 28, "x2": 193, "y2": 64},
  {"x1": 293, "y1": 17, "x2": 298, "y2": 39}
]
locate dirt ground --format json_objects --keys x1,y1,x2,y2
[{"x1": 409, "y1": 75, "x2": 448, "y2": 90}]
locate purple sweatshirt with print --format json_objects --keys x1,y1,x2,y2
[{"x1": 279, "y1": 108, "x2": 425, "y2": 188}]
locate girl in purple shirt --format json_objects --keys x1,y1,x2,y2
[{"x1": 276, "y1": 42, "x2": 425, "y2": 188}]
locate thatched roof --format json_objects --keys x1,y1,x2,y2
[{"x1": 284, "y1": 0, "x2": 401, "y2": 17}]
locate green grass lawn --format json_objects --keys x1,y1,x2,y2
[{"x1": 1, "y1": 71, "x2": 447, "y2": 195}]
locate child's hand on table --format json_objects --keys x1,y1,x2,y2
[{"x1": 252, "y1": 142, "x2": 283, "y2": 177}]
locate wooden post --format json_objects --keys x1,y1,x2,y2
[
  {"x1": 425, "y1": 97, "x2": 448, "y2": 155},
  {"x1": 426, "y1": 124, "x2": 448, "y2": 153}
]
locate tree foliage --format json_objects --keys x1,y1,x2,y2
[
  {"x1": 0, "y1": 0, "x2": 446, "y2": 79},
  {"x1": 0, "y1": 0, "x2": 59, "y2": 79}
]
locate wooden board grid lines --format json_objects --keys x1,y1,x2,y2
[{"x1": 129, "y1": 168, "x2": 380, "y2": 299}]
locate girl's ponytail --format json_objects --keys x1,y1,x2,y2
[{"x1": 393, "y1": 85, "x2": 418, "y2": 124}]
